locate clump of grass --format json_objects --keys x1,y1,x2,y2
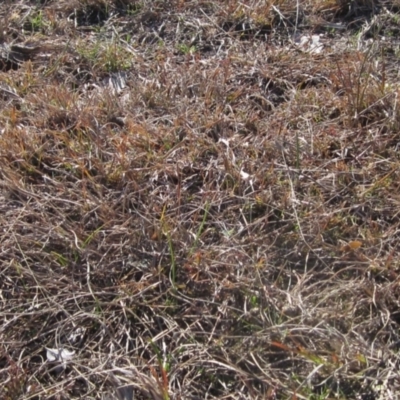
[{"x1": 77, "y1": 36, "x2": 134, "y2": 72}]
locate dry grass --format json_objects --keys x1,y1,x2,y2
[{"x1": 1, "y1": 0, "x2": 400, "y2": 399}]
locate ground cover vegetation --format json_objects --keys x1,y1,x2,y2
[{"x1": 1, "y1": 0, "x2": 400, "y2": 399}]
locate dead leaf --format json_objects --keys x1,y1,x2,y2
[{"x1": 340, "y1": 240, "x2": 362, "y2": 252}]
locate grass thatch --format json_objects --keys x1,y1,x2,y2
[{"x1": 1, "y1": 0, "x2": 400, "y2": 399}]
